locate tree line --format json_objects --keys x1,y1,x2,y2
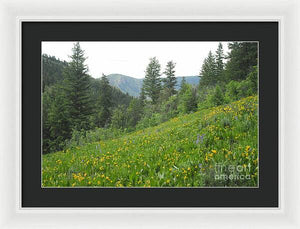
[{"x1": 42, "y1": 42, "x2": 258, "y2": 154}]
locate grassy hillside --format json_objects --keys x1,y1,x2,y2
[{"x1": 42, "y1": 96, "x2": 258, "y2": 187}]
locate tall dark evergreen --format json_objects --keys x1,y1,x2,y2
[
  {"x1": 215, "y1": 43, "x2": 225, "y2": 82},
  {"x1": 199, "y1": 51, "x2": 217, "y2": 87},
  {"x1": 225, "y1": 42, "x2": 258, "y2": 82},
  {"x1": 63, "y1": 42, "x2": 93, "y2": 131},
  {"x1": 142, "y1": 57, "x2": 162, "y2": 104},
  {"x1": 98, "y1": 74, "x2": 112, "y2": 127},
  {"x1": 46, "y1": 84, "x2": 72, "y2": 153},
  {"x1": 162, "y1": 61, "x2": 177, "y2": 97}
]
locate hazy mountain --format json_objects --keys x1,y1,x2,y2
[
  {"x1": 175, "y1": 76, "x2": 200, "y2": 90},
  {"x1": 107, "y1": 74, "x2": 200, "y2": 97},
  {"x1": 107, "y1": 74, "x2": 143, "y2": 97}
]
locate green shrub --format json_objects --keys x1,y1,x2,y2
[
  {"x1": 208, "y1": 85, "x2": 224, "y2": 106},
  {"x1": 225, "y1": 81, "x2": 240, "y2": 102},
  {"x1": 160, "y1": 95, "x2": 179, "y2": 122},
  {"x1": 111, "y1": 106, "x2": 127, "y2": 129},
  {"x1": 178, "y1": 84, "x2": 197, "y2": 114},
  {"x1": 136, "y1": 113, "x2": 162, "y2": 129}
]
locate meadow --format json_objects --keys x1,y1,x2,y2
[{"x1": 42, "y1": 95, "x2": 258, "y2": 187}]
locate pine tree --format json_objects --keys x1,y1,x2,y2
[
  {"x1": 180, "y1": 77, "x2": 187, "y2": 91},
  {"x1": 98, "y1": 74, "x2": 112, "y2": 127},
  {"x1": 111, "y1": 105, "x2": 127, "y2": 129},
  {"x1": 143, "y1": 57, "x2": 162, "y2": 104},
  {"x1": 209, "y1": 85, "x2": 224, "y2": 106},
  {"x1": 178, "y1": 84, "x2": 197, "y2": 114},
  {"x1": 127, "y1": 98, "x2": 143, "y2": 128},
  {"x1": 63, "y1": 42, "x2": 93, "y2": 131},
  {"x1": 139, "y1": 85, "x2": 146, "y2": 107},
  {"x1": 42, "y1": 86, "x2": 53, "y2": 153},
  {"x1": 215, "y1": 43, "x2": 225, "y2": 82},
  {"x1": 225, "y1": 42, "x2": 258, "y2": 82},
  {"x1": 47, "y1": 84, "x2": 72, "y2": 152},
  {"x1": 199, "y1": 51, "x2": 217, "y2": 87},
  {"x1": 162, "y1": 61, "x2": 177, "y2": 97}
]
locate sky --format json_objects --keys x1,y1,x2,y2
[{"x1": 42, "y1": 41, "x2": 229, "y2": 79}]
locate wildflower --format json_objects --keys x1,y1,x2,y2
[
  {"x1": 205, "y1": 154, "x2": 208, "y2": 162},
  {"x1": 196, "y1": 134, "x2": 205, "y2": 145},
  {"x1": 211, "y1": 150, "x2": 217, "y2": 154},
  {"x1": 56, "y1": 159, "x2": 62, "y2": 165}
]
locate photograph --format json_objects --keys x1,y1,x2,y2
[{"x1": 41, "y1": 41, "x2": 258, "y2": 188}]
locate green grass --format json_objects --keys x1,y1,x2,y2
[{"x1": 42, "y1": 95, "x2": 258, "y2": 187}]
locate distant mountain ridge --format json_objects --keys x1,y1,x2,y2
[{"x1": 107, "y1": 73, "x2": 200, "y2": 97}]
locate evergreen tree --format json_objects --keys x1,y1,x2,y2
[
  {"x1": 178, "y1": 84, "x2": 197, "y2": 114},
  {"x1": 215, "y1": 43, "x2": 225, "y2": 82},
  {"x1": 63, "y1": 42, "x2": 93, "y2": 131},
  {"x1": 111, "y1": 105, "x2": 127, "y2": 129},
  {"x1": 42, "y1": 86, "x2": 53, "y2": 154},
  {"x1": 225, "y1": 42, "x2": 258, "y2": 82},
  {"x1": 199, "y1": 51, "x2": 217, "y2": 87},
  {"x1": 90, "y1": 77, "x2": 132, "y2": 109},
  {"x1": 97, "y1": 74, "x2": 112, "y2": 127},
  {"x1": 143, "y1": 57, "x2": 162, "y2": 104},
  {"x1": 139, "y1": 85, "x2": 146, "y2": 106},
  {"x1": 209, "y1": 85, "x2": 224, "y2": 106},
  {"x1": 180, "y1": 77, "x2": 187, "y2": 91},
  {"x1": 127, "y1": 98, "x2": 143, "y2": 128},
  {"x1": 47, "y1": 84, "x2": 72, "y2": 152},
  {"x1": 162, "y1": 61, "x2": 177, "y2": 97}
]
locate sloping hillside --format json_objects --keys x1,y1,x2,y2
[{"x1": 42, "y1": 96, "x2": 258, "y2": 187}]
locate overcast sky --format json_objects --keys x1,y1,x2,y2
[{"x1": 42, "y1": 41, "x2": 229, "y2": 79}]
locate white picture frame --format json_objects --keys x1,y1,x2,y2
[{"x1": 0, "y1": 0, "x2": 299, "y2": 228}]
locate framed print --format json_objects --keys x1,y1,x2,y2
[
  {"x1": 22, "y1": 22, "x2": 278, "y2": 207},
  {"x1": 1, "y1": 0, "x2": 300, "y2": 228}
]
